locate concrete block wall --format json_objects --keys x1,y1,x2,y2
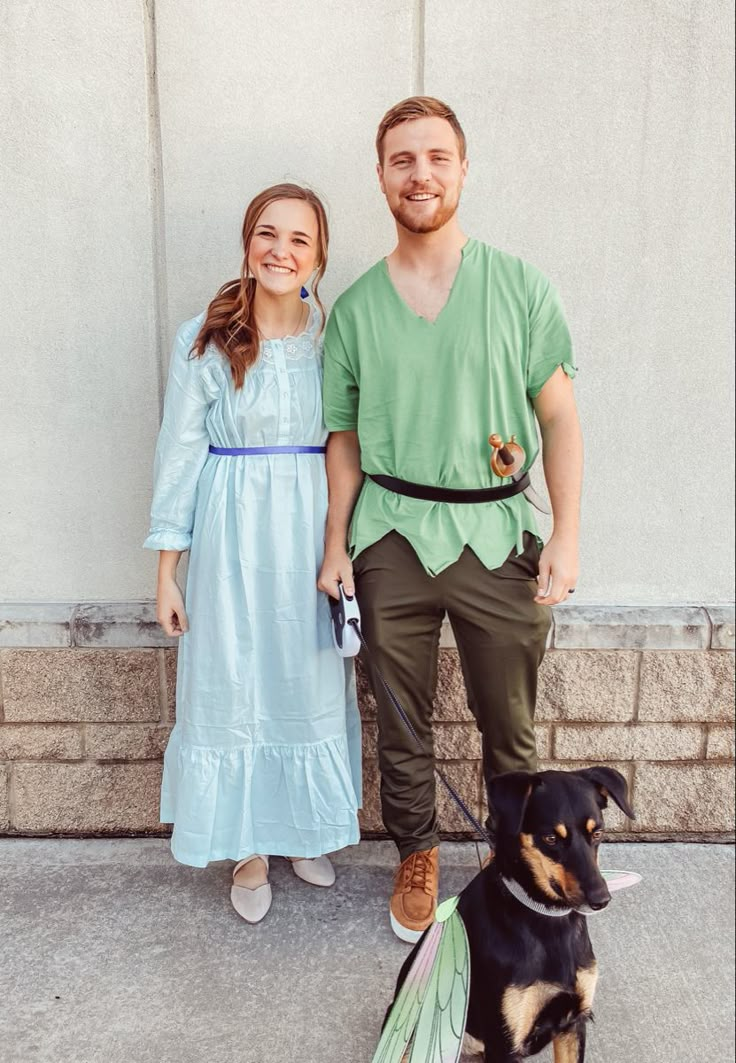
[{"x1": 1, "y1": 605, "x2": 733, "y2": 840}]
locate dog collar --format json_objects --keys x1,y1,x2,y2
[{"x1": 501, "y1": 876, "x2": 573, "y2": 918}]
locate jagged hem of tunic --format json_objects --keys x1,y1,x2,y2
[
  {"x1": 160, "y1": 727, "x2": 362, "y2": 868},
  {"x1": 349, "y1": 512, "x2": 543, "y2": 577}
]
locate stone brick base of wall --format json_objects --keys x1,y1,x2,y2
[{"x1": 1, "y1": 604, "x2": 733, "y2": 840}]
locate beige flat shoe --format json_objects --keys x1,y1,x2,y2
[
  {"x1": 287, "y1": 855, "x2": 336, "y2": 888},
  {"x1": 231, "y1": 855, "x2": 272, "y2": 923}
]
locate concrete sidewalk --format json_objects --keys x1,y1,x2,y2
[{"x1": 1, "y1": 839, "x2": 733, "y2": 1062}]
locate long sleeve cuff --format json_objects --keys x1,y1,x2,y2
[{"x1": 143, "y1": 526, "x2": 192, "y2": 552}]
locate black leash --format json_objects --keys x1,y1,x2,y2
[{"x1": 350, "y1": 621, "x2": 495, "y2": 850}]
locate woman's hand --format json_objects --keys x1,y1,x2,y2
[
  {"x1": 318, "y1": 547, "x2": 354, "y2": 600},
  {"x1": 157, "y1": 576, "x2": 189, "y2": 636}
]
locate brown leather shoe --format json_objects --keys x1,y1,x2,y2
[{"x1": 389, "y1": 846, "x2": 440, "y2": 943}]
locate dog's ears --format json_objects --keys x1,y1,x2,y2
[
  {"x1": 488, "y1": 771, "x2": 542, "y2": 834},
  {"x1": 573, "y1": 767, "x2": 636, "y2": 820}
]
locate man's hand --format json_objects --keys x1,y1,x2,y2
[
  {"x1": 318, "y1": 548, "x2": 355, "y2": 600},
  {"x1": 534, "y1": 532, "x2": 579, "y2": 605}
]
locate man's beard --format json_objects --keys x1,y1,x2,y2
[{"x1": 390, "y1": 192, "x2": 460, "y2": 234}]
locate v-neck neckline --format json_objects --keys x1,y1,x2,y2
[{"x1": 381, "y1": 238, "x2": 474, "y2": 327}]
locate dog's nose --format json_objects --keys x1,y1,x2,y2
[{"x1": 585, "y1": 884, "x2": 611, "y2": 910}]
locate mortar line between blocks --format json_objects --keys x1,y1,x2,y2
[
  {"x1": 7, "y1": 762, "x2": 16, "y2": 827},
  {"x1": 632, "y1": 651, "x2": 643, "y2": 722},
  {"x1": 627, "y1": 761, "x2": 638, "y2": 831},
  {"x1": 412, "y1": 0, "x2": 426, "y2": 95},
  {"x1": 69, "y1": 603, "x2": 81, "y2": 647},
  {"x1": 703, "y1": 606, "x2": 714, "y2": 649},
  {"x1": 158, "y1": 649, "x2": 169, "y2": 724},
  {"x1": 143, "y1": 0, "x2": 170, "y2": 420}
]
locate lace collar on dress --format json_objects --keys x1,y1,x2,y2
[{"x1": 259, "y1": 305, "x2": 322, "y2": 363}]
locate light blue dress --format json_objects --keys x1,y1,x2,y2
[{"x1": 144, "y1": 309, "x2": 362, "y2": 867}]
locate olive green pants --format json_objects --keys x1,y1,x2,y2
[{"x1": 353, "y1": 531, "x2": 551, "y2": 860}]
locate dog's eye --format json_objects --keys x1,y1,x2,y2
[
  {"x1": 542, "y1": 834, "x2": 557, "y2": 846},
  {"x1": 591, "y1": 829, "x2": 604, "y2": 842}
]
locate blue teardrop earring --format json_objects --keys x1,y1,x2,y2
[{"x1": 300, "y1": 286, "x2": 309, "y2": 299}]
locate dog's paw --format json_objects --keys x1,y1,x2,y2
[{"x1": 462, "y1": 1033, "x2": 485, "y2": 1057}]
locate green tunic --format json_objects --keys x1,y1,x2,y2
[{"x1": 323, "y1": 238, "x2": 576, "y2": 576}]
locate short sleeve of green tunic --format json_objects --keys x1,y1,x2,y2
[{"x1": 322, "y1": 239, "x2": 576, "y2": 576}]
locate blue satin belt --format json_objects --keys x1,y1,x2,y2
[{"x1": 208, "y1": 445, "x2": 326, "y2": 455}]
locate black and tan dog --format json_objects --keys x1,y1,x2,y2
[{"x1": 388, "y1": 766, "x2": 635, "y2": 1062}]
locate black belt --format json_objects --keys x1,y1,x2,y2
[{"x1": 367, "y1": 471, "x2": 530, "y2": 503}]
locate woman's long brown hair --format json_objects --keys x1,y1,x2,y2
[{"x1": 191, "y1": 184, "x2": 329, "y2": 389}]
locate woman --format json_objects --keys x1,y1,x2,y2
[{"x1": 145, "y1": 184, "x2": 361, "y2": 922}]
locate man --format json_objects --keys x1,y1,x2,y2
[{"x1": 318, "y1": 97, "x2": 582, "y2": 943}]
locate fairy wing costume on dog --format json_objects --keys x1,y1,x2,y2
[
  {"x1": 600, "y1": 869, "x2": 642, "y2": 892},
  {"x1": 372, "y1": 872, "x2": 641, "y2": 1063},
  {"x1": 372, "y1": 896, "x2": 470, "y2": 1063}
]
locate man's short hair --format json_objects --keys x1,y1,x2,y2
[{"x1": 376, "y1": 96, "x2": 467, "y2": 163}]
